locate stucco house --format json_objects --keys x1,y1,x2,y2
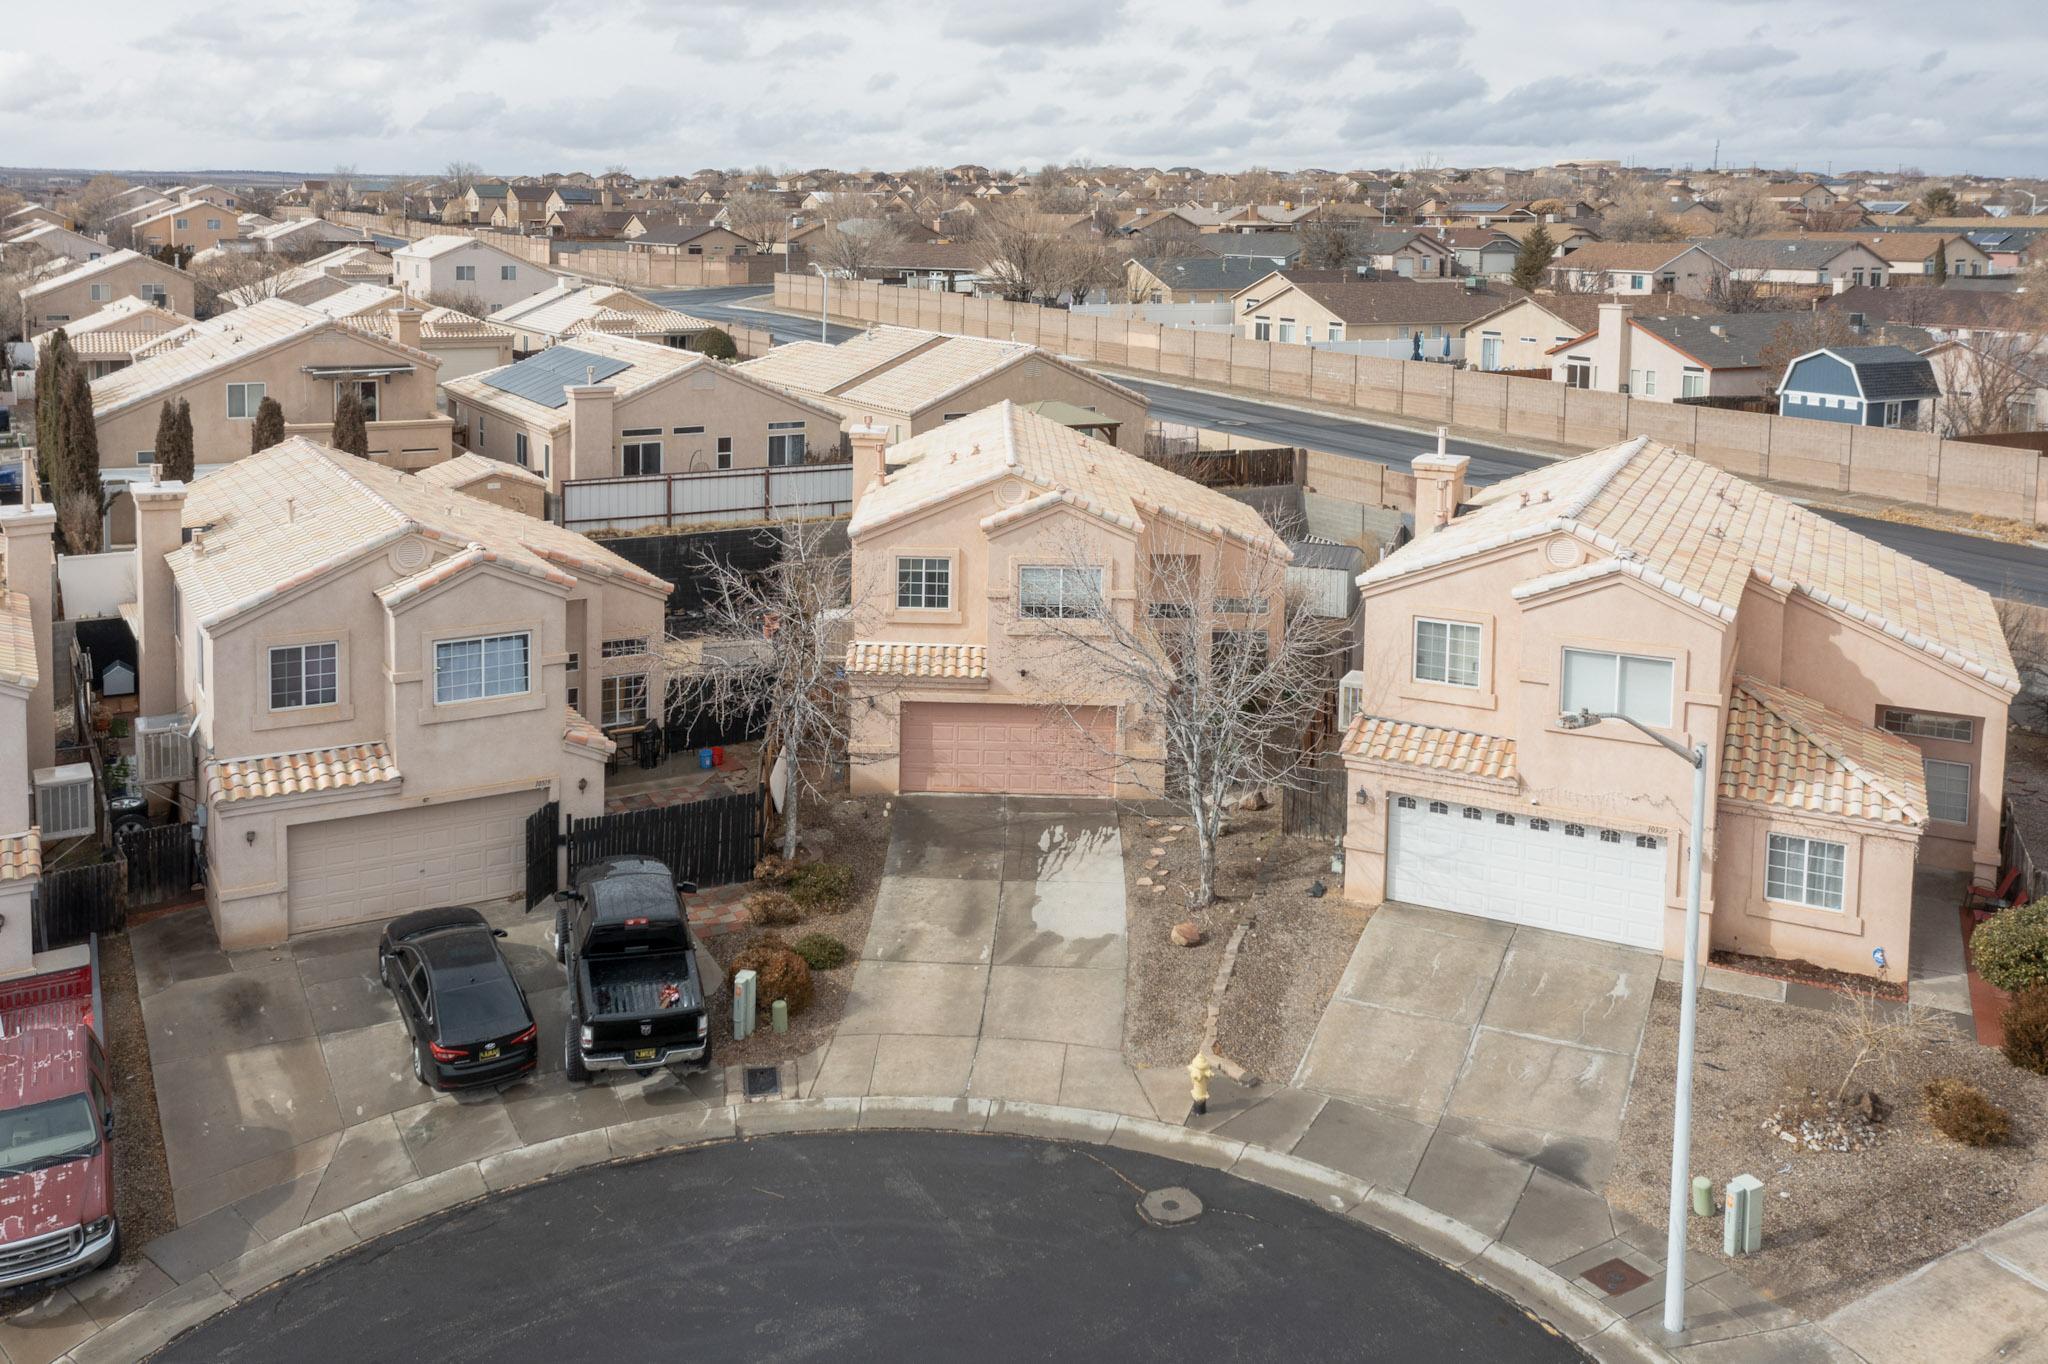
[
  {"x1": 33, "y1": 297, "x2": 192, "y2": 379},
  {"x1": 1236, "y1": 278, "x2": 1524, "y2": 347},
  {"x1": 1545, "y1": 302, "x2": 1796, "y2": 401},
  {"x1": 390, "y1": 235, "x2": 559, "y2": 314},
  {"x1": 843, "y1": 402, "x2": 1289, "y2": 797},
  {"x1": 1547, "y1": 243, "x2": 1725, "y2": 298},
  {"x1": 489, "y1": 283, "x2": 711, "y2": 353},
  {"x1": 1339, "y1": 437, "x2": 2013, "y2": 977},
  {"x1": 737, "y1": 325, "x2": 1148, "y2": 453},
  {"x1": 1699, "y1": 238, "x2": 1891, "y2": 291},
  {"x1": 132, "y1": 439, "x2": 671, "y2": 945},
  {"x1": 1777, "y1": 346, "x2": 1940, "y2": 427},
  {"x1": 411, "y1": 451, "x2": 549, "y2": 517},
  {"x1": 3, "y1": 221, "x2": 112, "y2": 265},
  {"x1": 442, "y1": 333, "x2": 842, "y2": 492},
  {"x1": 133, "y1": 202, "x2": 240, "y2": 255},
  {"x1": 22, "y1": 250, "x2": 195, "y2": 332},
  {"x1": 1463, "y1": 294, "x2": 1724, "y2": 374}
]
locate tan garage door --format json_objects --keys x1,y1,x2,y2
[
  {"x1": 899, "y1": 702, "x2": 1115, "y2": 796},
  {"x1": 285, "y1": 791, "x2": 544, "y2": 934}
]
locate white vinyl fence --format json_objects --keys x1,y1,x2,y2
[{"x1": 561, "y1": 463, "x2": 853, "y2": 533}]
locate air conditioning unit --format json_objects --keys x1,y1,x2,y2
[
  {"x1": 1338, "y1": 669, "x2": 1369, "y2": 731},
  {"x1": 135, "y1": 714, "x2": 197, "y2": 786},
  {"x1": 33, "y1": 764, "x2": 95, "y2": 841}
]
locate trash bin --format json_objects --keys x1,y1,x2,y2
[
  {"x1": 635, "y1": 727, "x2": 661, "y2": 769},
  {"x1": 698, "y1": 747, "x2": 715, "y2": 770},
  {"x1": 711, "y1": 745, "x2": 725, "y2": 767}
]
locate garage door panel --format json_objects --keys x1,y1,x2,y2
[
  {"x1": 286, "y1": 791, "x2": 542, "y2": 934},
  {"x1": 901, "y1": 703, "x2": 1114, "y2": 796},
  {"x1": 1387, "y1": 795, "x2": 1663, "y2": 950}
]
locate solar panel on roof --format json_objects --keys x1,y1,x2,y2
[{"x1": 480, "y1": 346, "x2": 631, "y2": 408}]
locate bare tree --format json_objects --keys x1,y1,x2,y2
[
  {"x1": 328, "y1": 164, "x2": 358, "y2": 210},
  {"x1": 1716, "y1": 182, "x2": 1788, "y2": 239},
  {"x1": 1015, "y1": 533, "x2": 1349, "y2": 904},
  {"x1": 1928, "y1": 333, "x2": 2045, "y2": 437},
  {"x1": 1299, "y1": 218, "x2": 1363, "y2": 271},
  {"x1": 0, "y1": 242, "x2": 54, "y2": 342},
  {"x1": 808, "y1": 217, "x2": 907, "y2": 277},
  {"x1": 190, "y1": 250, "x2": 294, "y2": 314},
  {"x1": 685, "y1": 521, "x2": 872, "y2": 862},
  {"x1": 1830, "y1": 979, "x2": 1940, "y2": 1104},
  {"x1": 721, "y1": 190, "x2": 791, "y2": 254},
  {"x1": 442, "y1": 161, "x2": 482, "y2": 197},
  {"x1": 1757, "y1": 311, "x2": 1860, "y2": 396},
  {"x1": 1599, "y1": 183, "x2": 1680, "y2": 242},
  {"x1": 969, "y1": 196, "x2": 1104, "y2": 303},
  {"x1": 557, "y1": 205, "x2": 612, "y2": 238},
  {"x1": 68, "y1": 175, "x2": 130, "y2": 234}
]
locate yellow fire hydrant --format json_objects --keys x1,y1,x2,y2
[{"x1": 1188, "y1": 1053, "x2": 1216, "y2": 1117}]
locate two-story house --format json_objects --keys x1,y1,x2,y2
[
  {"x1": 132, "y1": 202, "x2": 240, "y2": 256},
  {"x1": 1339, "y1": 437, "x2": 2014, "y2": 978},
  {"x1": 843, "y1": 402, "x2": 1289, "y2": 797},
  {"x1": 389, "y1": 235, "x2": 559, "y2": 313},
  {"x1": 21, "y1": 250, "x2": 195, "y2": 332},
  {"x1": 133, "y1": 439, "x2": 671, "y2": 945},
  {"x1": 1547, "y1": 243, "x2": 1726, "y2": 297}
]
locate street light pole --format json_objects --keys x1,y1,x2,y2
[
  {"x1": 810, "y1": 263, "x2": 830, "y2": 343},
  {"x1": 1559, "y1": 707, "x2": 1708, "y2": 1336}
]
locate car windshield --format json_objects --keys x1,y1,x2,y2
[{"x1": 0, "y1": 1094, "x2": 98, "y2": 1175}]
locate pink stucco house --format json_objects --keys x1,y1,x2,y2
[{"x1": 1339, "y1": 436, "x2": 2014, "y2": 978}]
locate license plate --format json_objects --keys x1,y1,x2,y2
[
  {"x1": 481, "y1": 1044, "x2": 500, "y2": 1061},
  {"x1": 631, "y1": 1047, "x2": 658, "y2": 1063}
]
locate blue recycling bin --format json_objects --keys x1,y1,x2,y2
[{"x1": 698, "y1": 747, "x2": 715, "y2": 770}]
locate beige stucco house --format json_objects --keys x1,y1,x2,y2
[
  {"x1": 133, "y1": 202, "x2": 240, "y2": 255},
  {"x1": 3, "y1": 221, "x2": 113, "y2": 265},
  {"x1": 412, "y1": 452, "x2": 549, "y2": 517},
  {"x1": 737, "y1": 325, "x2": 1148, "y2": 453},
  {"x1": 1237, "y1": 278, "x2": 1524, "y2": 346},
  {"x1": 442, "y1": 333, "x2": 842, "y2": 493},
  {"x1": 89, "y1": 298, "x2": 453, "y2": 539},
  {"x1": 843, "y1": 402, "x2": 1288, "y2": 797},
  {"x1": 33, "y1": 297, "x2": 192, "y2": 379},
  {"x1": 390, "y1": 235, "x2": 559, "y2": 314},
  {"x1": 1547, "y1": 243, "x2": 1726, "y2": 297},
  {"x1": 135, "y1": 439, "x2": 671, "y2": 945},
  {"x1": 1544, "y1": 302, "x2": 1793, "y2": 401},
  {"x1": 1339, "y1": 437, "x2": 2014, "y2": 978},
  {"x1": 297, "y1": 286, "x2": 519, "y2": 391},
  {"x1": 489, "y1": 284, "x2": 712, "y2": 353},
  {"x1": 22, "y1": 250, "x2": 195, "y2": 331}
]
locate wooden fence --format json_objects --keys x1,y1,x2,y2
[
  {"x1": 567, "y1": 792, "x2": 762, "y2": 890},
  {"x1": 1281, "y1": 756, "x2": 1348, "y2": 842},
  {"x1": 120, "y1": 824, "x2": 203, "y2": 910},
  {"x1": 35, "y1": 862, "x2": 122, "y2": 953}
]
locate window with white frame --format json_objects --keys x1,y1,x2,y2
[
  {"x1": 622, "y1": 438, "x2": 662, "y2": 476},
  {"x1": 767, "y1": 421, "x2": 807, "y2": 467},
  {"x1": 601, "y1": 674, "x2": 649, "y2": 726},
  {"x1": 896, "y1": 557, "x2": 950, "y2": 610},
  {"x1": 434, "y1": 633, "x2": 529, "y2": 703},
  {"x1": 1924, "y1": 758, "x2": 1971, "y2": 824},
  {"x1": 226, "y1": 382, "x2": 265, "y2": 419},
  {"x1": 1413, "y1": 618, "x2": 1481, "y2": 687},
  {"x1": 600, "y1": 637, "x2": 647, "y2": 658},
  {"x1": 174, "y1": 217, "x2": 188, "y2": 230},
  {"x1": 206, "y1": 218, "x2": 220, "y2": 231},
  {"x1": 269, "y1": 642, "x2": 338, "y2": 710},
  {"x1": 455, "y1": 265, "x2": 477, "y2": 281},
  {"x1": 1880, "y1": 709, "x2": 1973, "y2": 742},
  {"x1": 89, "y1": 283, "x2": 109, "y2": 302},
  {"x1": 1019, "y1": 566, "x2": 1103, "y2": 619},
  {"x1": 1767, "y1": 834, "x2": 1846, "y2": 910},
  {"x1": 1253, "y1": 317, "x2": 1271, "y2": 341},
  {"x1": 135, "y1": 450, "x2": 154, "y2": 466},
  {"x1": 1680, "y1": 368, "x2": 1706, "y2": 399},
  {"x1": 501, "y1": 264, "x2": 517, "y2": 280},
  {"x1": 1560, "y1": 648, "x2": 1674, "y2": 727},
  {"x1": 1641, "y1": 369, "x2": 1656, "y2": 397}
]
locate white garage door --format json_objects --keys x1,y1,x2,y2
[
  {"x1": 285, "y1": 791, "x2": 544, "y2": 934},
  {"x1": 1386, "y1": 795, "x2": 1665, "y2": 949}
]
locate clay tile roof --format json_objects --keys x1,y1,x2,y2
[
  {"x1": 845, "y1": 641, "x2": 988, "y2": 679},
  {"x1": 211, "y1": 742, "x2": 401, "y2": 804},
  {"x1": 0, "y1": 592, "x2": 37, "y2": 690},
  {"x1": 0, "y1": 830, "x2": 41, "y2": 882},
  {"x1": 1341, "y1": 714, "x2": 1518, "y2": 785},
  {"x1": 563, "y1": 706, "x2": 616, "y2": 756},
  {"x1": 1719, "y1": 677, "x2": 1927, "y2": 827}
]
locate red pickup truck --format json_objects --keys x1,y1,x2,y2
[{"x1": 0, "y1": 1003, "x2": 119, "y2": 1289}]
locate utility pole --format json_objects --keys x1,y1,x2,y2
[{"x1": 1711, "y1": 140, "x2": 1719, "y2": 172}]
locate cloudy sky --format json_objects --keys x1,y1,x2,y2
[{"x1": 6, "y1": 0, "x2": 2044, "y2": 177}]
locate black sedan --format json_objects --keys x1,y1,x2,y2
[{"x1": 377, "y1": 907, "x2": 539, "y2": 1092}]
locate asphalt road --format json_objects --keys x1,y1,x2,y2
[
  {"x1": 156, "y1": 1132, "x2": 1583, "y2": 1363},
  {"x1": 647, "y1": 287, "x2": 2048, "y2": 603}
]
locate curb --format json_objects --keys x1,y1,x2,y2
[{"x1": 61, "y1": 1097, "x2": 1675, "y2": 1364}]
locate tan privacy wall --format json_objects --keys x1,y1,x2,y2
[{"x1": 776, "y1": 273, "x2": 2048, "y2": 523}]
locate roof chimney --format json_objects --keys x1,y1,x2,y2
[{"x1": 392, "y1": 306, "x2": 423, "y2": 351}]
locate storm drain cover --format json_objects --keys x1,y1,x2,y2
[
  {"x1": 1581, "y1": 1257, "x2": 1652, "y2": 1296},
  {"x1": 744, "y1": 1065, "x2": 782, "y2": 1099},
  {"x1": 1139, "y1": 1186, "x2": 1204, "y2": 1227}
]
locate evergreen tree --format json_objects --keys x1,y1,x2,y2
[
  {"x1": 153, "y1": 401, "x2": 179, "y2": 475},
  {"x1": 251, "y1": 395, "x2": 286, "y2": 452},
  {"x1": 330, "y1": 391, "x2": 369, "y2": 457},
  {"x1": 58, "y1": 363, "x2": 103, "y2": 551},
  {"x1": 33, "y1": 329, "x2": 71, "y2": 500},
  {"x1": 1510, "y1": 225, "x2": 1555, "y2": 293},
  {"x1": 1931, "y1": 243, "x2": 1949, "y2": 285},
  {"x1": 696, "y1": 326, "x2": 738, "y2": 361},
  {"x1": 161, "y1": 398, "x2": 196, "y2": 482}
]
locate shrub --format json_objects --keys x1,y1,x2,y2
[
  {"x1": 1971, "y1": 900, "x2": 2048, "y2": 993},
  {"x1": 2001, "y1": 986, "x2": 2048, "y2": 1075},
  {"x1": 730, "y1": 940, "x2": 814, "y2": 1017},
  {"x1": 1923, "y1": 1078, "x2": 2011, "y2": 1147},
  {"x1": 745, "y1": 890, "x2": 802, "y2": 928},
  {"x1": 753, "y1": 854, "x2": 798, "y2": 887},
  {"x1": 788, "y1": 862, "x2": 855, "y2": 912},
  {"x1": 792, "y1": 933, "x2": 848, "y2": 971},
  {"x1": 696, "y1": 326, "x2": 739, "y2": 362}
]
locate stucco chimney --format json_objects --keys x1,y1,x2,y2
[
  {"x1": 132, "y1": 479, "x2": 188, "y2": 721},
  {"x1": 392, "y1": 306, "x2": 423, "y2": 351},
  {"x1": 1597, "y1": 300, "x2": 1632, "y2": 394},
  {"x1": 847, "y1": 420, "x2": 889, "y2": 513},
  {"x1": 563, "y1": 383, "x2": 617, "y2": 491},
  {"x1": 0, "y1": 504, "x2": 57, "y2": 773},
  {"x1": 1409, "y1": 448, "x2": 1470, "y2": 540}
]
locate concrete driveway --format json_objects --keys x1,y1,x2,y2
[
  {"x1": 811, "y1": 796, "x2": 1176, "y2": 1120},
  {"x1": 123, "y1": 897, "x2": 725, "y2": 1282}
]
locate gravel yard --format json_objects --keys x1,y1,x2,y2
[
  {"x1": 699, "y1": 792, "x2": 887, "y2": 1068},
  {"x1": 1122, "y1": 801, "x2": 1367, "y2": 1082},
  {"x1": 1608, "y1": 979, "x2": 2048, "y2": 1318},
  {"x1": 101, "y1": 930, "x2": 177, "y2": 1256}
]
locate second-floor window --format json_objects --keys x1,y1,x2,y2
[
  {"x1": 897, "y1": 557, "x2": 950, "y2": 610},
  {"x1": 514, "y1": 432, "x2": 528, "y2": 467},
  {"x1": 226, "y1": 382, "x2": 265, "y2": 419},
  {"x1": 601, "y1": 637, "x2": 648, "y2": 658},
  {"x1": 434, "y1": 632, "x2": 529, "y2": 704},
  {"x1": 269, "y1": 642, "x2": 337, "y2": 710},
  {"x1": 501, "y1": 265, "x2": 517, "y2": 280},
  {"x1": 1019, "y1": 566, "x2": 1102, "y2": 620},
  {"x1": 1413, "y1": 618, "x2": 1481, "y2": 687},
  {"x1": 455, "y1": 265, "x2": 477, "y2": 281},
  {"x1": 340, "y1": 379, "x2": 378, "y2": 422},
  {"x1": 1560, "y1": 648, "x2": 1673, "y2": 727},
  {"x1": 1880, "y1": 709, "x2": 1973, "y2": 743}
]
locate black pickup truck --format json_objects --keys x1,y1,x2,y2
[{"x1": 552, "y1": 856, "x2": 712, "y2": 1083}]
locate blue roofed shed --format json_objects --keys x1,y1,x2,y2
[{"x1": 1778, "y1": 345, "x2": 1938, "y2": 429}]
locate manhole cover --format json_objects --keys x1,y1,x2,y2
[
  {"x1": 1138, "y1": 1186, "x2": 1203, "y2": 1226},
  {"x1": 1581, "y1": 1257, "x2": 1652, "y2": 1296},
  {"x1": 743, "y1": 1065, "x2": 782, "y2": 1099}
]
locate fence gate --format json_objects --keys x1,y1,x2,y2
[
  {"x1": 34, "y1": 863, "x2": 122, "y2": 953},
  {"x1": 568, "y1": 792, "x2": 760, "y2": 889},
  {"x1": 525, "y1": 800, "x2": 561, "y2": 909},
  {"x1": 1281, "y1": 755, "x2": 1348, "y2": 841},
  {"x1": 120, "y1": 823, "x2": 203, "y2": 909}
]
